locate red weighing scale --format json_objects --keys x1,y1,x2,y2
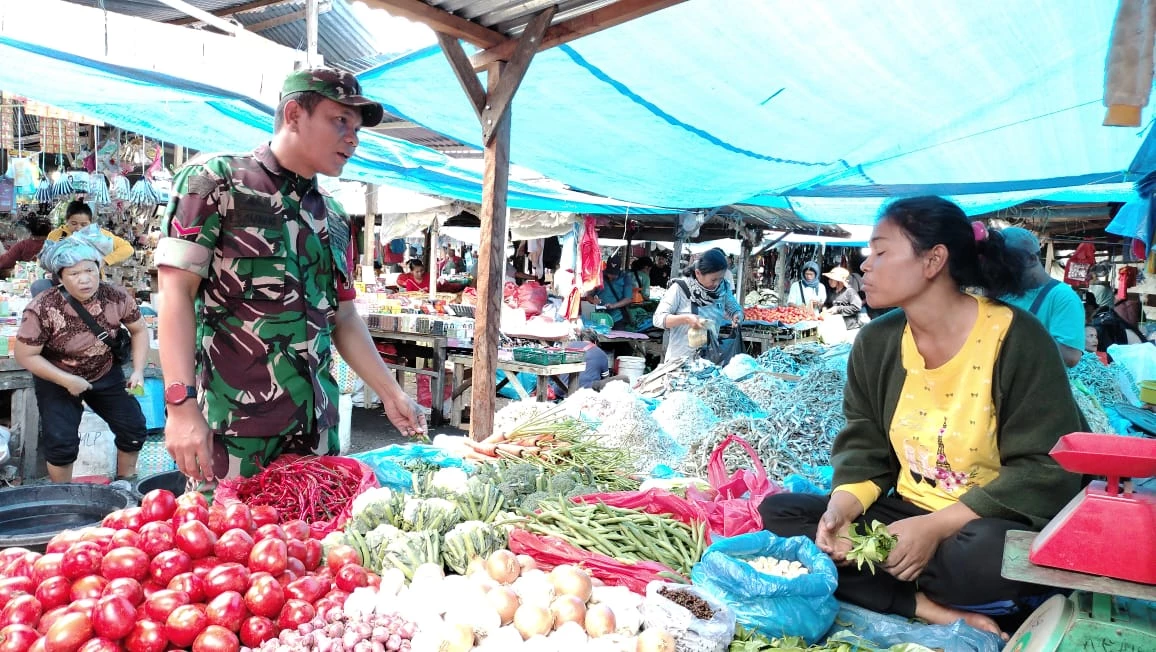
[{"x1": 1001, "y1": 433, "x2": 1156, "y2": 652}]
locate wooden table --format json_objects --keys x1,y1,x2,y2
[
  {"x1": 447, "y1": 354, "x2": 585, "y2": 428},
  {"x1": 366, "y1": 329, "x2": 455, "y2": 426},
  {"x1": 738, "y1": 327, "x2": 820, "y2": 356}
]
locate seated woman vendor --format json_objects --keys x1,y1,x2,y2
[
  {"x1": 395, "y1": 259, "x2": 427, "y2": 292},
  {"x1": 759, "y1": 196, "x2": 1084, "y2": 638}
]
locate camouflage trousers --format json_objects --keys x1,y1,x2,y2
[{"x1": 211, "y1": 428, "x2": 340, "y2": 478}]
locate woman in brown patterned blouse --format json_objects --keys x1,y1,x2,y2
[{"x1": 14, "y1": 226, "x2": 148, "y2": 483}]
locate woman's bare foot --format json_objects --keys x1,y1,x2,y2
[{"x1": 914, "y1": 592, "x2": 1009, "y2": 641}]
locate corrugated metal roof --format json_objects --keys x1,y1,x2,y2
[
  {"x1": 60, "y1": 0, "x2": 257, "y2": 23},
  {"x1": 427, "y1": 0, "x2": 618, "y2": 36},
  {"x1": 235, "y1": 0, "x2": 380, "y2": 69}
]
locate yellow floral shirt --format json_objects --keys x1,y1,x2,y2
[{"x1": 837, "y1": 296, "x2": 1011, "y2": 512}]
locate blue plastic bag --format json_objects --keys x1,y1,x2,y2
[
  {"x1": 828, "y1": 602, "x2": 1003, "y2": 652},
  {"x1": 691, "y1": 531, "x2": 839, "y2": 644},
  {"x1": 351, "y1": 444, "x2": 473, "y2": 491}
]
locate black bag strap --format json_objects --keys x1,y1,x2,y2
[
  {"x1": 59, "y1": 287, "x2": 113, "y2": 343},
  {"x1": 672, "y1": 279, "x2": 698, "y2": 315},
  {"x1": 1028, "y1": 279, "x2": 1061, "y2": 316}
]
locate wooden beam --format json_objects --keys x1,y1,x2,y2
[
  {"x1": 170, "y1": 0, "x2": 289, "y2": 25},
  {"x1": 481, "y1": 6, "x2": 554, "y2": 144},
  {"x1": 152, "y1": 0, "x2": 244, "y2": 34},
  {"x1": 470, "y1": 62, "x2": 511, "y2": 442},
  {"x1": 471, "y1": 0, "x2": 686, "y2": 69},
  {"x1": 436, "y1": 33, "x2": 486, "y2": 121},
  {"x1": 245, "y1": 5, "x2": 331, "y2": 33},
  {"x1": 305, "y1": 0, "x2": 320, "y2": 64},
  {"x1": 358, "y1": 0, "x2": 509, "y2": 50}
]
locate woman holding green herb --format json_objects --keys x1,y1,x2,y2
[{"x1": 759, "y1": 197, "x2": 1084, "y2": 638}]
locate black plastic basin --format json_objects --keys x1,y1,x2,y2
[
  {"x1": 0, "y1": 484, "x2": 136, "y2": 551},
  {"x1": 133, "y1": 470, "x2": 190, "y2": 499}
]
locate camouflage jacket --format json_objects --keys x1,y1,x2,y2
[{"x1": 156, "y1": 144, "x2": 357, "y2": 449}]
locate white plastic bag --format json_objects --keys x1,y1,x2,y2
[
  {"x1": 74, "y1": 409, "x2": 117, "y2": 478},
  {"x1": 641, "y1": 581, "x2": 735, "y2": 652},
  {"x1": 818, "y1": 313, "x2": 848, "y2": 344},
  {"x1": 1106, "y1": 343, "x2": 1156, "y2": 391}
]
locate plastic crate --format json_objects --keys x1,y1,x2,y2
[
  {"x1": 512, "y1": 347, "x2": 566, "y2": 365},
  {"x1": 448, "y1": 304, "x2": 476, "y2": 318}
]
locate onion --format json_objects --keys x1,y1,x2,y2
[
  {"x1": 585, "y1": 604, "x2": 617, "y2": 638},
  {"x1": 513, "y1": 604, "x2": 554, "y2": 640},
  {"x1": 515, "y1": 554, "x2": 538, "y2": 573},
  {"x1": 550, "y1": 595, "x2": 587, "y2": 629},
  {"x1": 636, "y1": 628, "x2": 676, "y2": 652},
  {"x1": 550, "y1": 566, "x2": 593, "y2": 602},
  {"x1": 487, "y1": 587, "x2": 520, "y2": 625},
  {"x1": 468, "y1": 570, "x2": 499, "y2": 593},
  {"x1": 466, "y1": 557, "x2": 488, "y2": 576},
  {"x1": 443, "y1": 623, "x2": 474, "y2": 652},
  {"x1": 412, "y1": 563, "x2": 444, "y2": 586},
  {"x1": 486, "y1": 550, "x2": 521, "y2": 585}
]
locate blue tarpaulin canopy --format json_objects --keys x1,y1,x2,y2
[
  {"x1": 357, "y1": 0, "x2": 1150, "y2": 223},
  {"x1": 0, "y1": 36, "x2": 668, "y2": 215}
]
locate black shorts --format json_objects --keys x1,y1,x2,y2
[{"x1": 35, "y1": 364, "x2": 146, "y2": 467}]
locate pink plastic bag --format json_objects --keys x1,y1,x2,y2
[
  {"x1": 517, "y1": 281, "x2": 548, "y2": 316},
  {"x1": 572, "y1": 489, "x2": 708, "y2": 528},
  {"x1": 215, "y1": 454, "x2": 378, "y2": 539},
  {"x1": 508, "y1": 529, "x2": 680, "y2": 594},
  {"x1": 686, "y1": 434, "x2": 781, "y2": 538}
]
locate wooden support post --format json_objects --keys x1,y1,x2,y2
[
  {"x1": 173, "y1": 145, "x2": 185, "y2": 168},
  {"x1": 364, "y1": 185, "x2": 377, "y2": 269},
  {"x1": 305, "y1": 0, "x2": 320, "y2": 65},
  {"x1": 737, "y1": 238, "x2": 751, "y2": 299},
  {"x1": 469, "y1": 61, "x2": 511, "y2": 440},
  {"x1": 428, "y1": 218, "x2": 439, "y2": 300},
  {"x1": 432, "y1": 9, "x2": 554, "y2": 440},
  {"x1": 775, "y1": 243, "x2": 790, "y2": 302}
]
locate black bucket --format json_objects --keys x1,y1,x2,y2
[
  {"x1": 133, "y1": 470, "x2": 190, "y2": 500},
  {"x1": 0, "y1": 484, "x2": 137, "y2": 551}
]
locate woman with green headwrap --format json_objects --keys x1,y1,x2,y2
[{"x1": 14, "y1": 225, "x2": 149, "y2": 483}]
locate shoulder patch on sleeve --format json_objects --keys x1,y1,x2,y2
[{"x1": 186, "y1": 172, "x2": 219, "y2": 198}]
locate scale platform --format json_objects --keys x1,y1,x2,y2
[
  {"x1": 1003, "y1": 531, "x2": 1156, "y2": 652},
  {"x1": 1029, "y1": 434, "x2": 1156, "y2": 584}
]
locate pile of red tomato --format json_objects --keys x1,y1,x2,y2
[
  {"x1": 744, "y1": 306, "x2": 816, "y2": 325},
  {"x1": 0, "y1": 490, "x2": 373, "y2": 652}
]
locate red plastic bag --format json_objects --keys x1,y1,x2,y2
[
  {"x1": 572, "y1": 489, "x2": 708, "y2": 528},
  {"x1": 686, "y1": 435, "x2": 781, "y2": 538},
  {"x1": 215, "y1": 455, "x2": 378, "y2": 539},
  {"x1": 508, "y1": 529, "x2": 680, "y2": 595},
  {"x1": 517, "y1": 281, "x2": 548, "y2": 317}
]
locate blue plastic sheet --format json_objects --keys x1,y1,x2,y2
[
  {"x1": 827, "y1": 602, "x2": 1003, "y2": 652},
  {"x1": 691, "y1": 531, "x2": 839, "y2": 643},
  {"x1": 351, "y1": 444, "x2": 472, "y2": 491}
]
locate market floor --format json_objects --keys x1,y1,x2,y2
[{"x1": 347, "y1": 406, "x2": 466, "y2": 455}]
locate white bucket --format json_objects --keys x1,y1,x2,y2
[{"x1": 618, "y1": 356, "x2": 646, "y2": 383}]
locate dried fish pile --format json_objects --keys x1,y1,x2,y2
[
  {"x1": 689, "y1": 375, "x2": 765, "y2": 419},
  {"x1": 736, "y1": 373, "x2": 792, "y2": 413},
  {"x1": 652, "y1": 391, "x2": 720, "y2": 447},
  {"x1": 492, "y1": 400, "x2": 554, "y2": 440},
  {"x1": 1068, "y1": 353, "x2": 1136, "y2": 407},
  {"x1": 682, "y1": 365, "x2": 847, "y2": 487},
  {"x1": 757, "y1": 342, "x2": 850, "y2": 375}
]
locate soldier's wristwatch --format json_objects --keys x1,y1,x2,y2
[{"x1": 164, "y1": 383, "x2": 197, "y2": 406}]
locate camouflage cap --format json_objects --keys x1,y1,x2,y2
[{"x1": 280, "y1": 67, "x2": 384, "y2": 128}]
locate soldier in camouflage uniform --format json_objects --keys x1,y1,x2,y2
[{"x1": 156, "y1": 68, "x2": 425, "y2": 480}]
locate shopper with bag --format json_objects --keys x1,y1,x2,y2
[
  {"x1": 653, "y1": 248, "x2": 744, "y2": 361},
  {"x1": 819, "y1": 266, "x2": 863, "y2": 343},
  {"x1": 759, "y1": 197, "x2": 1084, "y2": 639},
  {"x1": 14, "y1": 225, "x2": 148, "y2": 483}
]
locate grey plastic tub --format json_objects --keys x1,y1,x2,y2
[
  {"x1": 133, "y1": 470, "x2": 189, "y2": 499},
  {"x1": 0, "y1": 484, "x2": 137, "y2": 551}
]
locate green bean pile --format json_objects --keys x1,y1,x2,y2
[{"x1": 517, "y1": 497, "x2": 706, "y2": 576}]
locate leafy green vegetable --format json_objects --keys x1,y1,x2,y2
[
  {"x1": 843, "y1": 520, "x2": 898, "y2": 575},
  {"x1": 128, "y1": 385, "x2": 146, "y2": 396}
]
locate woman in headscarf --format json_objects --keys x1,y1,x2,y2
[
  {"x1": 47, "y1": 200, "x2": 135, "y2": 266},
  {"x1": 14, "y1": 225, "x2": 148, "y2": 483},
  {"x1": 821, "y1": 266, "x2": 864, "y2": 332},
  {"x1": 786, "y1": 261, "x2": 827, "y2": 310},
  {"x1": 653, "y1": 248, "x2": 744, "y2": 361}
]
